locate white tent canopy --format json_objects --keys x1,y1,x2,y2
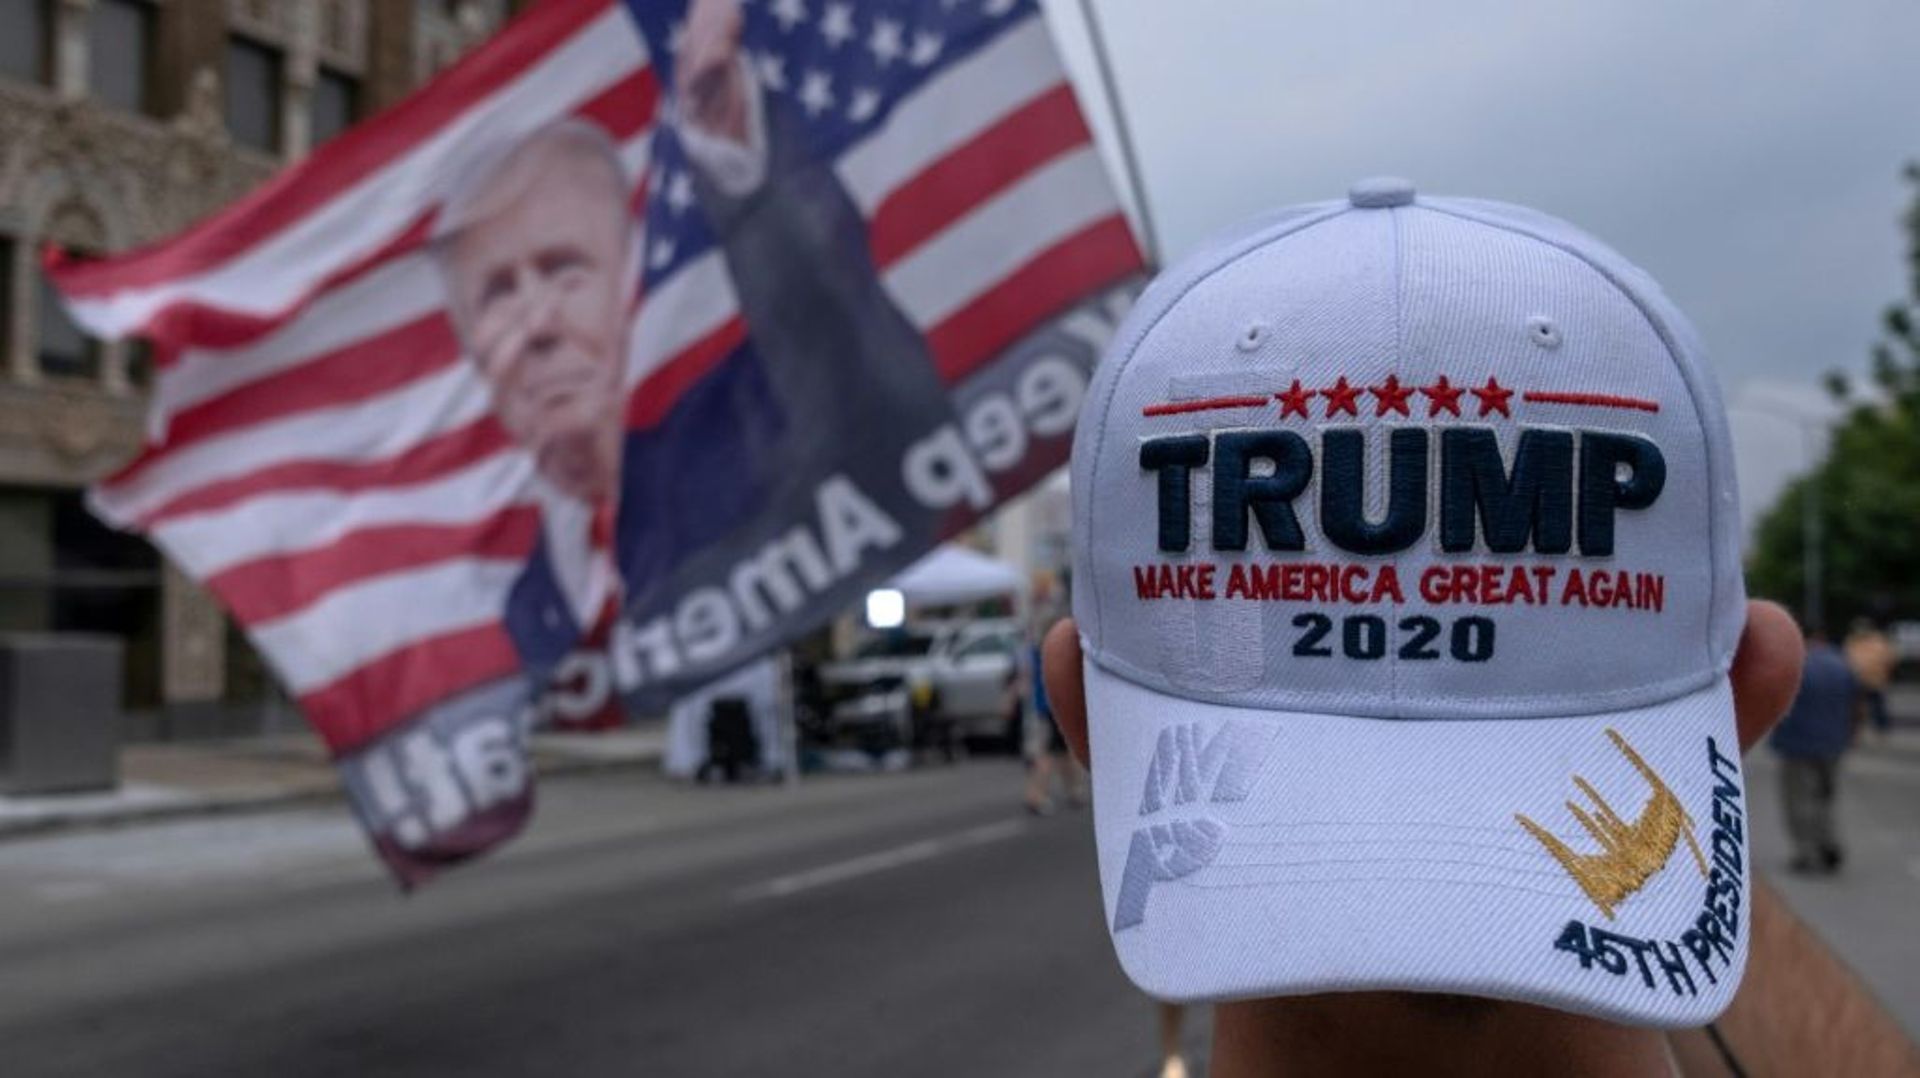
[{"x1": 883, "y1": 545, "x2": 1024, "y2": 606}]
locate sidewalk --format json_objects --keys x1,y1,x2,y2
[
  {"x1": 0, "y1": 727, "x2": 664, "y2": 840},
  {"x1": 1853, "y1": 721, "x2": 1920, "y2": 766},
  {"x1": 1748, "y1": 722, "x2": 1920, "y2": 1038}
]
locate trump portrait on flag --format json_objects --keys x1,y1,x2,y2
[
  {"x1": 434, "y1": 0, "x2": 956, "y2": 686},
  {"x1": 430, "y1": 115, "x2": 784, "y2": 683},
  {"x1": 431, "y1": 121, "x2": 640, "y2": 666},
  {"x1": 51, "y1": 0, "x2": 1144, "y2": 882}
]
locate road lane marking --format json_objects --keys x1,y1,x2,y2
[
  {"x1": 31, "y1": 880, "x2": 106, "y2": 902},
  {"x1": 732, "y1": 818, "x2": 1029, "y2": 903}
]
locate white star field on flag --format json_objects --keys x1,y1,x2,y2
[{"x1": 629, "y1": 0, "x2": 1039, "y2": 287}]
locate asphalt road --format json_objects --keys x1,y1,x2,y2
[
  {"x1": 0, "y1": 760, "x2": 1201, "y2": 1077},
  {"x1": 2, "y1": 735, "x2": 1915, "y2": 1077}
]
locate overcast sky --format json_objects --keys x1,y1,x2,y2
[{"x1": 1040, "y1": 0, "x2": 1920, "y2": 537}]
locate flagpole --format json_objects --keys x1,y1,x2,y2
[{"x1": 1074, "y1": 0, "x2": 1160, "y2": 268}]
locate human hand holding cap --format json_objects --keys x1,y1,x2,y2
[{"x1": 1063, "y1": 181, "x2": 1762, "y2": 1026}]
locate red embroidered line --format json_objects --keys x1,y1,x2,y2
[
  {"x1": 1141, "y1": 394, "x2": 1271, "y2": 417},
  {"x1": 1523, "y1": 391, "x2": 1660, "y2": 414}
]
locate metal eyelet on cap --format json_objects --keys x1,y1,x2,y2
[
  {"x1": 1236, "y1": 321, "x2": 1271, "y2": 353},
  {"x1": 1526, "y1": 315, "x2": 1563, "y2": 350}
]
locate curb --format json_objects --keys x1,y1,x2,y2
[
  {"x1": 1855, "y1": 739, "x2": 1920, "y2": 769},
  {"x1": 0, "y1": 749, "x2": 661, "y2": 845}
]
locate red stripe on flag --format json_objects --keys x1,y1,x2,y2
[
  {"x1": 125, "y1": 418, "x2": 514, "y2": 527},
  {"x1": 211, "y1": 507, "x2": 542, "y2": 624},
  {"x1": 625, "y1": 317, "x2": 750, "y2": 429},
  {"x1": 139, "y1": 70, "x2": 656, "y2": 361},
  {"x1": 299, "y1": 622, "x2": 524, "y2": 754},
  {"x1": 144, "y1": 214, "x2": 437, "y2": 359},
  {"x1": 52, "y1": 0, "x2": 620, "y2": 300},
  {"x1": 868, "y1": 83, "x2": 1090, "y2": 270},
  {"x1": 925, "y1": 214, "x2": 1142, "y2": 385},
  {"x1": 161, "y1": 314, "x2": 460, "y2": 449},
  {"x1": 575, "y1": 67, "x2": 660, "y2": 143}
]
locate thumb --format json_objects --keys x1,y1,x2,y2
[
  {"x1": 1730, "y1": 600, "x2": 1804, "y2": 754},
  {"x1": 1042, "y1": 619, "x2": 1090, "y2": 768}
]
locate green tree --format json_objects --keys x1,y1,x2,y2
[{"x1": 1747, "y1": 163, "x2": 1920, "y2": 631}]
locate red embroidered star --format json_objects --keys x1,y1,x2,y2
[
  {"x1": 1420, "y1": 375, "x2": 1464, "y2": 417},
  {"x1": 1370, "y1": 374, "x2": 1415, "y2": 417},
  {"x1": 1275, "y1": 379, "x2": 1314, "y2": 419},
  {"x1": 1321, "y1": 376, "x2": 1362, "y2": 418},
  {"x1": 1472, "y1": 376, "x2": 1514, "y2": 418}
]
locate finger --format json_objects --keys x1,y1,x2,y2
[
  {"x1": 474, "y1": 316, "x2": 530, "y2": 383},
  {"x1": 673, "y1": 33, "x2": 704, "y2": 98},
  {"x1": 680, "y1": 0, "x2": 742, "y2": 72},
  {"x1": 676, "y1": 10, "x2": 723, "y2": 97},
  {"x1": 1730, "y1": 599, "x2": 1804, "y2": 754},
  {"x1": 1042, "y1": 618, "x2": 1090, "y2": 768},
  {"x1": 684, "y1": 59, "x2": 742, "y2": 134},
  {"x1": 469, "y1": 292, "x2": 524, "y2": 359}
]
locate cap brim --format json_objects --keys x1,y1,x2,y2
[{"x1": 1085, "y1": 659, "x2": 1751, "y2": 1027}]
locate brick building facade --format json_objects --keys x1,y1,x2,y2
[{"x1": 0, "y1": 0, "x2": 518, "y2": 735}]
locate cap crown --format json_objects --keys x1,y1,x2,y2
[{"x1": 1071, "y1": 193, "x2": 1744, "y2": 719}]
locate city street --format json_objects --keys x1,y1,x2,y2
[
  {"x1": 0, "y1": 0, "x2": 1915, "y2": 1075},
  {"x1": 0, "y1": 734, "x2": 1915, "y2": 1076},
  {"x1": 1746, "y1": 736, "x2": 1920, "y2": 1040},
  {"x1": 0, "y1": 759, "x2": 1199, "y2": 1077}
]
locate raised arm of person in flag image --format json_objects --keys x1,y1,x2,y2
[
  {"x1": 430, "y1": 113, "x2": 790, "y2": 683},
  {"x1": 1044, "y1": 605, "x2": 1920, "y2": 1077},
  {"x1": 603, "y1": 0, "x2": 962, "y2": 635}
]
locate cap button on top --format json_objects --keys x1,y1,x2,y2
[{"x1": 1349, "y1": 177, "x2": 1416, "y2": 209}]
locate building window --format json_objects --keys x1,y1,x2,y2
[
  {"x1": 0, "y1": 486, "x2": 55, "y2": 634},
  {"x1": 0, "y1": 486, "x2": 163, "y2": 710},
  {"x1": 50, "y1": 489, "x2": 164, "y2": 709},
  {"x1": 0, "y1": 0, "x2": 49, "y2": 85},
  {"x1": 311, "y1": 68, "x2": 359, "y2": 148},
  {"x1": 37, "y1": 266, "x2": 100, "y2": 381},
  {"x1": 0, "y1": 236, "x2": 12, "y2": 370},
  {"x1": 88, "y1": 0, "x2": 155, "y2": 114},
  {"x1": 125, "y1": 337, "x2": 153, "y2": 390},
  {"x1": 225, "y1": 36, "x2": 282, "y2": 152}
]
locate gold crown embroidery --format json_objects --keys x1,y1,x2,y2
[{"x1": 1517, "y1": 728, "x2": 1707, "y2": 920}]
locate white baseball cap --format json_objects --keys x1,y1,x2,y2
[{"x1": 1069, "y1": 179, "x2": 1750, "y2": 1027}]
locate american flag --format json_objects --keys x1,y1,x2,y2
[{"x1": 50, "y1": 0, "x2": 1139, "y2": 877}]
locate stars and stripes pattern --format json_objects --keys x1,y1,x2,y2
[{"x1": 49, "y1": 0, "x2": 1140, "y2": 757}]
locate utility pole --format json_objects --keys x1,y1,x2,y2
[
  {"x1": 1075, "y1": 0, "x2": 1160, "y2": 268},
  {"x1": 1735, "y1": 400, "x2": 1829, "y2": 636},
  {"x1": 1798, "y1": 422, "x2": 1824, "y2": 637}
]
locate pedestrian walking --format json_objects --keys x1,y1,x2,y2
[
  {"x1": 1770, "y1": 633, "x2": 1861, "y2": 874},
  {"x1": 1845, "y1": 618, "x2": 1897, "y2": 736}
]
